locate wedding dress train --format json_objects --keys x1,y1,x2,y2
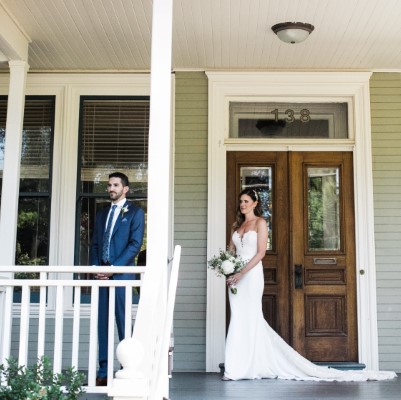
[{"x1": 223, "y1": 230, "x2": 396, "y2": 381}]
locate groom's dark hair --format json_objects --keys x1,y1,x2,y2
[{"x1": 109, "y1": 172, "x2": 129, "y2": 187}]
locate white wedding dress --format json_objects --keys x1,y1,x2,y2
[{"x1": 224, "y1": 230, "x2": 397, "y2": 381}]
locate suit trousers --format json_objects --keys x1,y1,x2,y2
[{"x1": 97, "y1": 279, "x2": 129, "y2": 378}]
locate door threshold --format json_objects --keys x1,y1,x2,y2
[{"x1": 314, "y1": 362, "x2": 366, "y2": 371}]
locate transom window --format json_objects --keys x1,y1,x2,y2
[{"x1": 229, "y1": 102, "x2": 349, "y2": 139}]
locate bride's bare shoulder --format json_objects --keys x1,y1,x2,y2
[{"x1": 255, "y1": 217, "x2": 267, "y2": 231}]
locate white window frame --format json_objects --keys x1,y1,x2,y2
[{"x1": 0, "y1": 74, "x2": 151, "y2": 315}]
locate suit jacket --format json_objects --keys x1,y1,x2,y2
[{"x1": 90, "y1": 200, "x2": 145, "y2": 280}]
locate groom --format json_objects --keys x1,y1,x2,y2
[{"x1": 90, "y1": 172, "x2": 145, "y2": 386}]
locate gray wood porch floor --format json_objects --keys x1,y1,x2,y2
[{"x1": 81, "y1": 372, "x2": 401, "y2": 400}]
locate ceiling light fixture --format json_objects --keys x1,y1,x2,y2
[{"x1": 271, "y1": 22, "x2": 314, "y2": 44}]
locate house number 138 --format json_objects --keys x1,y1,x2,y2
[{"x1": 270, "y1": 108, "x2": 311, "y2": 123}]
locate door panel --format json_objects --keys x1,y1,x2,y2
[
  {"x1": 227, "y1": 152, "x2": 289, "y2": 341},
  {"x1": 290, "y1": 151, "x2": 357, "y2": 361},
  {"x1": 227, "y1": 151, "x2": 357, "y2": 362}
]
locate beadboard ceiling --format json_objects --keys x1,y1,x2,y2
[{"x1": 1, "y1": 0, "x2": 401, "y2": 72}]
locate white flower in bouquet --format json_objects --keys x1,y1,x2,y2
[
  {"x1": 221, "y1": 260, "x2": 235, "y2": 274},
  {"x1": 207, "y1": 249, "x2": 246, "y2": 294}
]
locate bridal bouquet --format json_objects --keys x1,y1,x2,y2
[{"x1": 207, "y1": 249, "x2": 246, "y2": 294}]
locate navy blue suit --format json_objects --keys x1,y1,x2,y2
[{"x1": 90, "y1": 200, "x2": 145, "y2": 378}]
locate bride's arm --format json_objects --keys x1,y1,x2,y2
[{"x1": 228, "y1": 228, "x2": 236, "y2": 253}]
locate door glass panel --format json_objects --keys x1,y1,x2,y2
[
  {"x1": 240, "y1": 167, "x2": 272, "y2": 250},
  {"x1": 307, "y1": 167, "x2": 340, "y2": 251}
]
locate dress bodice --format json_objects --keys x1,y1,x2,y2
[{"x1": 232, "y1": 230, "x2": 258, "y2": 261}]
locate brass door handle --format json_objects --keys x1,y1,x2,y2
[{"x1": 295, "y1": 264, "x2": 303, "y2": 289}]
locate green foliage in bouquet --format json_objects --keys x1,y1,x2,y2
[
  {"x1": 0, "y1": 356, "x2": 85, "y2": 400},
  {"x1": 207, "y1": 249, "x2": 246, "y2": 276},
  {"x1": 208, "y1": 249, "x2": 246, "y2": 293}
]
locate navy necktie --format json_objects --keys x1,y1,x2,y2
[{"x1": 102, "y1": 204, "x2": 117, "y2": 263}]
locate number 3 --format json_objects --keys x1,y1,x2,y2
[{"x1": 285, "y1": 109, "x2": 294, "y2": 123}]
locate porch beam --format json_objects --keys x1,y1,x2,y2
[{"x1": 0, "y1": 4, "x2": 30, "y2": 61}]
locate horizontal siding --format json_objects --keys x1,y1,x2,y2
[
  {"x1": 370, "y1": 72, "x2": 401, "y2": 372},
  {"x1": 173, "y1": 71, "x2": 208, "y2": 372},
  {"x1": 11, "y1": 317, "x2": 121, "y2": 370}
]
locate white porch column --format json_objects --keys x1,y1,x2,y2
[
  {"x1": 132, "y1": 0, "x2": 174, "y2": 363},
  {"x1": 0, "y1": 60, "x2": 28, "y2": 266},
  {"x1": 0, "y1": 60, "x2": 28, "y2": 364},
  {"x1": 110, "y1": 0, "x2": 173, "y2": 399}
]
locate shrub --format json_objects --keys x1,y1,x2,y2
[{"x1": 0, "y1": 356, "x2": 85, "y2": 400}]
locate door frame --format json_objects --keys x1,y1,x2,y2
[{"x1": 205, "y1": 71, "x2": 377, "y2": 372}]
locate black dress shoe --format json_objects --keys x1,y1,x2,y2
[{"x1": 96, "y1": 376, "x2": 108, "y2": 386}]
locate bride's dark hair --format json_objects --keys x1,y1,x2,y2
[{"x1": 233, "y1": 188, "x2": 263, "y2": 229}]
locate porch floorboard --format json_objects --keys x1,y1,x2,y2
[{"x1": 80, "y1": 372, "x2": 401, "y2": 399}]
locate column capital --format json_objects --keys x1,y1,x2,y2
[{"x1": 8, "y1": 59, "x2": 29, "y2": 71}]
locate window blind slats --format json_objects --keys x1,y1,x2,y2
[
  {"x1": 81, "y1": 99, "x2": 149, "y2": 167},
  {"x1": 0, "y1": 98, "x2": 54, "y2": 183}
]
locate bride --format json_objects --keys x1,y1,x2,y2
[{"x1": 222, "y1": 188, "x2": 396, "y2": 382}]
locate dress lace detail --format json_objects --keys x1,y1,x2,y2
[{"x1": 224, "y1": 231, "x2": 396, "y2": 381}]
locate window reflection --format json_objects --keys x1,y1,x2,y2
[
  {"x1": 307, "y1": 167, "x2": 340, "y2": 252},
  {"x1": 240, "y1": 167, "x2": 272, "y2": 251}
]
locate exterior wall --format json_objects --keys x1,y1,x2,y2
[
  {"x1": 371, "y1": 72, "x2": 401, "y2": 372},
  {"x1": 173, "y1": 72, "x2": 208, "y2": 371}
]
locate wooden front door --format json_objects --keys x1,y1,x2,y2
[{"x1": 227, "y1": 151, "x2": 358, "y2": 362}]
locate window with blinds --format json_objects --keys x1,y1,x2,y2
[
  {"x1": 76, "y1": 97, "x2": 149, "y2": 303},
  {"x1": 0, "y1": 96, "x2": 55, "y2": 302},
  {"x1": 20, "y1": 98, "x2": 54, "y2": 192},
  {"x1": 0, "y1": 97, "x2": 7, "y2": 200},
  {"x1": 79, "y1": 97, "x2": 149, "y2": 194}
]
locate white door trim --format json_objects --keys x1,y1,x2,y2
[{"x1": 205, "y1": 71, "x2": 378, "y2": 372}]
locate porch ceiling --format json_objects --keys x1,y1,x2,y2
[{"x1": 0, "y1": 0, "x2": 401, "y2": 72}]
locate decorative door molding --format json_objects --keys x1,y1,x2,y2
[{"x1": 205, "y1": 71, "x2": 378, "y2": 371}]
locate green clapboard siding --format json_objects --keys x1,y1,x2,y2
[
  {"x1": 173, "y1": 72, "x2": 208, "y2": 371},
  {"x1": 371, "y1": 72, "x2": 401, "y2": 372}
]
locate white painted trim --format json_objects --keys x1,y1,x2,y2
[{"x1": 205, "y1": 71, "x2": 377, "y2": 372}]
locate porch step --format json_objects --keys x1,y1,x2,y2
[
  {"x1": 219, "y1": 362, "x2": 366, "y2": 374},
  {"x1": 314, "y1": 362, "x2": 366, "y2": 371}
]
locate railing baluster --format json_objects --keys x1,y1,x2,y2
[
  {"x1": 125, "y1": 284, "x2": 132, "y2": 339},
  {"x1": 88, "y1": 285, "x2": 99, "y2": 387},
  {"x1": 0, "y1": 286, "x2": 13, "y2": 365},
  {"x1": 71, "y1": 286, "x2": 81, "y2": 368},
  {"x1": 18, "y1": 285, "x2": 30, "y2": 368},
  {"x1": 53, "y1": 284, "x2": 64, "y2": 374},
  {"x1": 37, "y1": 273, "x2": 47, "y2": 359},
  {"x1": 108, "y1": 286, "x2": 116, "y2": 385}
]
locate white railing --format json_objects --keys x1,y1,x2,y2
[
  {"x1": 0, "y1": 265, "x2": 145, "y2": 395},
  {"x1": 0, "y1": 244, "x2": 182, "y2": 399},
  {"x1": 110, "y1": 245, "x2": 182, "y2": 400}
]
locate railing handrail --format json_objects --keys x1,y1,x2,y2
[
  {"x1": 0, "y1": 279, "x2": 142, "y2": 288},
  {"x1": 0, "y1": 266, "x2": 146, "y2": 274}
]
